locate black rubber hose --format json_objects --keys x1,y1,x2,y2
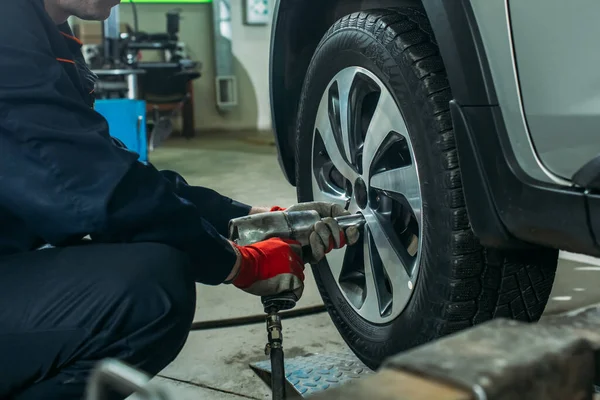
[
  {"x1": 129, "y1": 0, "x2": 139, "y2": 34},
  {"x1": 270, "y1": 347, "x2": 286, "y2": 400},
  {"x1": 189, "y1": 305, "x2": 326, "y2": 331}
]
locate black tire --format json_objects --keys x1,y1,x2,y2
[{"x1": 294, "y1": 7, "x2": 559, "y2": 369}]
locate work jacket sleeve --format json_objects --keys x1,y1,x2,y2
[
  {"x1": 159, "y1": 170, "x2": 252, "y2": 237},
  {"x1": 0, "y1": 2, "x2": 237, "y2": 285}
]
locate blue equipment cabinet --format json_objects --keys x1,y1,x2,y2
[{"x1": 95, "y1": 99, "x2": 148, "y2": 162}]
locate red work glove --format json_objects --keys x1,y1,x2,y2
[{"x1": 230, "y1": 238, "x2": 305, "y2": 300}]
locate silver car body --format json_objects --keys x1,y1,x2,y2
[
  {"x1": 471, "y1": 0, "x2": 600, "y2": 184},
  {"x1": 269, "y1": 0, "x2": 600, "y2": 256}
]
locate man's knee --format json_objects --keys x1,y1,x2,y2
[
  {"x1": 91, "y1": 243, "x2": 197, "y2": 373},
  {"x1": 125, "y1": 243, "x2": 196, "y2": 346},
  {"x1": 0, "y1": 242, "x2": 197, "y2": 399},
  {"x1": 132, "y1": 242, "x2": 197, "y2": 311},
  {"x1": 101, "y1": 242, "x2": 196, "y2": 310}
]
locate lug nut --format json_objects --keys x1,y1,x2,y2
[{"x1": 371, "y1": 195, "x2": 380, "y2": 208}]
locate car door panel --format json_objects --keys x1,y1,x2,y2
[{"x1": 509, "y1": 0, "x2": 600, "y2": 180}]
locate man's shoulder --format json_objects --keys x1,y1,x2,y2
[
  {"x1": 0, "y1": 0, "x2": 54, "y2": 37},
  {"x1": 0, "y1": 0, "x2": 70, "y2": 101},
  {"x1": 2, "y1": 0, "x2": 44, "y2": 19},
  {"x1": 0, "y1": 0, "x2": 60, "y2": 66}
]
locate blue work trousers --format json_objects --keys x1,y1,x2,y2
[{"x1": 0, "y1": 242, "x2": 196, "y2": 399}]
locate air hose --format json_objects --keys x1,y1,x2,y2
[{"x1": 189, "y1": 305, "x2": 326, "y2": 331}]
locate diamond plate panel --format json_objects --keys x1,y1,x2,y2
[{"x1": 250, "y1": 352, "x2": 374, "y2": 397}]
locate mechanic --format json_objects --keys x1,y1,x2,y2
[{"x1": 0, "y1": 1, "x2": 359, "y2": 399}]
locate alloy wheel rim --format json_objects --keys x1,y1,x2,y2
[{"x1": 310, "y1": 66, "x2": 423, "y2": 324}]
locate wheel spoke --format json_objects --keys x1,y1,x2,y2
[
  {"x1": 311, "y1": 176, "x2": 349, "y2": 209},
  {"x1": 366, "y1": 227, "x2": 393, "y2": 316},
  {"x1": 360, "y1": 231, "x2": 381, "y2": 317},
  {"x1": 362, "y1": 90, "x2": 408, "y2": 177},
  {"x1": 335, "y1": 68, "x2": 358, "y2": 164},
  {"x1": 364, "y1": 210, "x2": 413, "y2": 285},
  {"x1": 325, "y1": 247, "x2": 346, "y2": 282},
  {"x1": 370, "y1": 165, "x2": 421, "y2": 222},
  {"x1": 316, "y1": 95, "x2": 359, "y2": 182}
]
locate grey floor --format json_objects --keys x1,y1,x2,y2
[{"x1": 140, "y1": 133, "x2": 600, "y2": 399}]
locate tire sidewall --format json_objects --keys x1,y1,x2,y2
[{"x1": 295, "y1": 27, "x2": 456, "y2": 367}]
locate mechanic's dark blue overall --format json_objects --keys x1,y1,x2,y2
[{"x1": 0, "y1": 1, "x2": 251, "y2": 398}]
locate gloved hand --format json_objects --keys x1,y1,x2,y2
[
  {"x1": 229, "y1": 238, "x2": 306, "y2": 299},
  {"x1": 271, "y1": 202, "x2": 361, "y2": 264}
]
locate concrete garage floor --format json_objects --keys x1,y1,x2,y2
[{"x1": 141, "y1": 133, "x2": 600, "y2": 399}]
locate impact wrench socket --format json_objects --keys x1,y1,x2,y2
[{"x1": 228, "y1": 211, "x2": 366, "y2": 400}]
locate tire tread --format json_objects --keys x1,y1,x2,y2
[{"x1": 349, "y1": 6, "x2": 557, "y2": 329}]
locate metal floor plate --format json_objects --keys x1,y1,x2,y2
[{"x1": 250, "y1": 352, "x2": 374, "y2": 398}]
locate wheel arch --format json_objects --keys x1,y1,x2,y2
[{"x1": 269, "y1": 0, "x2": 497, "y2": 185}]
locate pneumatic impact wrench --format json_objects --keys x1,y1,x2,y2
[{"x1": 229, "y1": 210, "x2": 365, "y2": 400}]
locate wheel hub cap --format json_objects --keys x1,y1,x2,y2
[{"x1": 310, "y1": 66, "x2": 423, "y2": 324}]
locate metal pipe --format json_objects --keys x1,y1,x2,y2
[
  {"x1": 103, "y1": 6, "x2": 121, "y2": 66},
  {"x1": 127, "y1": 73, "x2": 138, "y2": 100},
  {"x1": 85, "y1": 359, "x2": 168, "y2": 400}
]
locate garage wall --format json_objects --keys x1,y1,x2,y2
[{"x1": 76, "y1": 2, "x2": 274, "y2": 132}]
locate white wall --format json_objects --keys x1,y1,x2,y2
[
  {"x1": 229, "y1": 0, "x2": 273, "y2": 131},
  {"x1": 78, "y1": 2, "x2": 274, "y2": 132}
]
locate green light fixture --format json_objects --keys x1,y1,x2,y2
[{"x1": 129, "y1": 0, "x2": 212, "y2": 3}]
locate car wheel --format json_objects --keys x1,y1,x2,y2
[{"x1": 294, "y1": 7, "x2": 559, "y2": 369}]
